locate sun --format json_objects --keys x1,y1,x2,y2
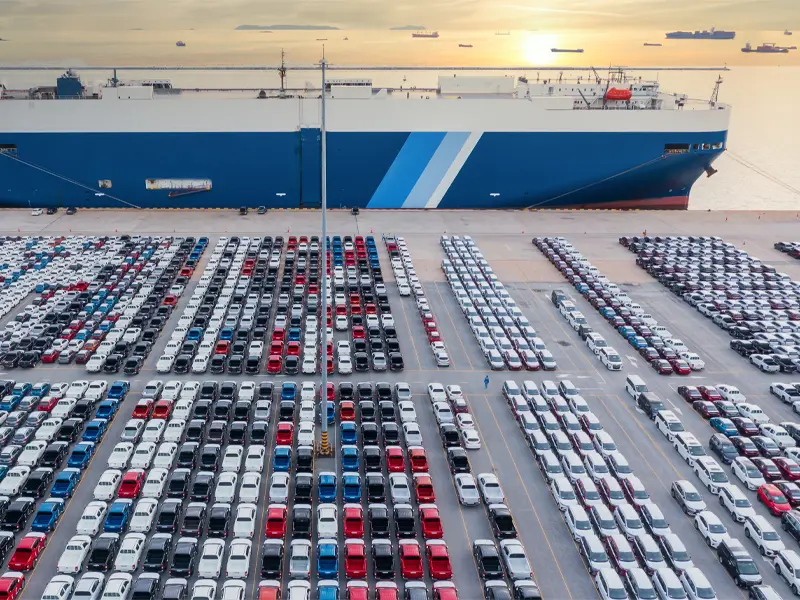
[{"x1": 521, "y1": 33, "x2": 558, "y2": 65}]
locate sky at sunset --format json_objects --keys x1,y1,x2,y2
[{"x1": 0, "y1": 0, "x2": 798, "y2": 66}]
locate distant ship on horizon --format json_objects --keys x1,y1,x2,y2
[
  {"x1": 412, "y1": 31, "x2": 439, "y2": 38},
  {"x1": 551, "y1": 48, "x2": 584, "y2": 53},
  {"x1": 495, "y1": 31, "x2": 511, "y2": 36},
  {"x1": 175, "y1": 41, "x2": 186, "y2": 47},
  {"x1": 785, "y1": 30, "x2": 793, "y2": 35},
  {"x1": 741, "y1": 42, "x2": 789, "y2": 53},
  {"x1": 666, "y1": 27, "x2": 735, "y2": 40},
  {"x1": 643, "y1": 42, "x2": 662, "y2": 47},
  {"x1": 458, "y1": 44, "x2": 473, "y2": 48}
]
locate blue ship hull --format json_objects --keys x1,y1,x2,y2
[{"x1": 0, "y1": 129, "x2": 726, "y2": 210}]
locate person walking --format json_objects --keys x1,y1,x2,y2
[{"x1": 484, "y1": 375, "x2": 490, "y2": 389}]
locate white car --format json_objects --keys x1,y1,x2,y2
[
  {"x1": 738, "y1": 403, "x2": 770, "y2": 424},
  {"x1": 317, "y1": 504, "x2": 338, "y2": 538},
  {"x1": 226, "y1": 539, "x2": 251, "y2": 578},
  {"x1": 301, "y1": 356, "x2": 316, "y2": 374},
  {"x1": 718, "y1": 485, "x2": 756, "y2": 523},
  {"x1": 57, "y1": 535, "x2": 92, "y2": 574},
  {"x1": 446, "y1": 385, "x2": 464, "y2": 402},
  {"x1": 694, "y1": 511, "x2": 728, "y2": 549},
  {"x1": 298, "y1": 401, "x2": 315, "y2": 423},
  {"x1": 173, "y1": 400, "x2": 193, "y2": 421},
  {"x1": 300, "y1": 382, "x2": 316, "y2": 402},
  {"x1": 142, "y1": 468, "x2": 168, "y2": 498},
  {"x1": 66, "y1": 381, "x2": 89, "y2": 398},
  {"x1": 239, "y1": 472, "x2": 261, "y2": 503},
  {"x1": 269, "y1": 472, "x2": 290, "y2": 504},
  {"x1": 680, "y1": 352, "x2": 706, "y2": 371},
  {"x1": 454, "y1": 473, "x2": 481, "y2": 506},
  {"x1": 693, "y1": 456, "x2": 730, "y2": 495},
  {"x1": 76, "y1": 502, "x2": 108, "y2": 536},
  {"x1": 222, "y1": 446, "x2": 244, "y2": 472},
  {"x1": 153, "y1": 442, "x2": 178, "y2": 469},
  {"x1": 402, "y1": 423, "x2": 423, "y2": 447},
  {"x1": 215, "y1": 472, "x2": 238, "y2": 504},
  {"x1": 141, "y1": 420, "x2": 166, "y2": 443},
  {"x1": 297, "y1": 422, "x2": 315, "y2": 446},
  {"x1": 130, "y1": 442, "x2": 157, "y2": 469},
  {"x1": 772, "y1": 383, "x2": 800, "y2": 404},
  {"x1": 744, "y1": 515, "x2": 785, "y2": 557},
  {"x1": 93, "y1": 469, "x2": 123, "y2": 501},
  {"x1": 751, "y1": 354, "x2": 780, "y2": 373},
  {"x1": 244, "y1": 446, "x2": 265, "y2": 472},
  {"x1": 338, "y1": 355, "x2": 353, "y2": 374},
  {"x1": 0, "y1": 466, "x2": 30, "y2": 495},
  {"x1": 129, "y1": 499, "x2": 158, "y2": 533},
  {"x1": 551, "y1": 476, "x2": 579, "y2": 511},
  {"x1": 108, "y1": 442, "x2": 134, "y2": 469},
  {"x1": 731, "y1": 457, "x2": 766, "y2": 491},
  {"x1": 86, "y1": 356, "x2": 105, "y2": 373},
  {"x1": 101, "y1": 573, "x2": 132, "y2": 600},
  {"x1": 191, "y1": 355, "x2": 209, "y2": 373},
  {"x1": 17, "y1": 440, "x2": 47, "y2": 467},
  {"x1": 239, "y1": 381, "x2": 256, "y2": 402},
  {"x1": 113, "y1": 533, "x2": 146, "y2": 572},
  {"x1": 462, "y1": 428, "x2": 482, "y2": 450},
  {"x1": 456, "y1": 413, "x2": 475, "y2": 430},
  {"x1": 163, "y1": 420, "x2": 185, "y2": 444},
  {"x1": 35, "y1": 418, "x2": 63, "y2": 442},
  {"x1": 51, "y1": 398, "x2": 78, "y2": 420},
  {"x1": 716, "y1": 384, "x2": 745, "y2": 403},
  {"x1": 773, "y1": 549, "x2": 800, "y2": 593},
  {"x1": 85, "y1": 381, "x2": 108, "y2": 401},
  {"x1": 161, "y1": 381, "x2": 183, "y2": 400},
  {"x1": 427, "y1": 383, "x2": 446, "y2": 403},
  {"x1": 233, "y1": 503, "x2": 257, "y2": 538},
  {"x1": 760, "y1": 423, "x2": 797, "y2": 448},
  {"x1": 156, "y1": 355, "x2": 175, "y2": 374},
  {"x1": 198, "y1": 539, "x2": 225, "y2": 578}
]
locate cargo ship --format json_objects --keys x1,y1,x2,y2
[
  {"x1": 458, "y1": 44, "x2": 473, "y2": 48},
  {"x1": 643, "y1": 43, "x2": 662, "y2": 47},
  {"x1": 551, "y1": 48, "x2": 584, "y2": 53},
  {"x1": 741, "y1": 42, "x2": 789, "y2": 53},
  {"x1": 411, "y1": 31, "x2": 439, "y2": 38},
  {"x1": 666, "y1": 28, "x2": 735, "y2": 39},
  {"x1": 0, "y1": 68, "x2": 730, "y2": 210},
  {"x1": 175, "y1": 41, "x2": 186, "y2": 47}
]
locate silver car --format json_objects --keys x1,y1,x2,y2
[
  {"x1": 478, "y1": 473, "x2": 506, "y2": 504},
  {"x1": 500, "y1": 540, "x2": 533, "y2": 581},
  {"x1": 289, "y1": 539, "x2": 311, "y2": 578},
  {"x1": 268, "y1": 473, "x2": 290, "y2": 504},
  {"x1": 455, "y1": 473, "x2": 481, "y2": 506},
  {"x1": 389, "y1": 473, "x2": 411, "y2": 504}
]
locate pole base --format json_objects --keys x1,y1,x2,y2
[{"x1": 317, "y1": 431, "x2": 333, "y2": 457}]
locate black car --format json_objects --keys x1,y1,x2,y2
[
  {"x1": 382, "y1": 422, "x2": 400, "y2": 444},
  {"x1": 781, "y1": 510, "x2": 800, "y2": 543},
  {"x1": 489, "y1": 504, "x2": 517, "y2": 539},
  {"x1": 170, "y1": 538, "x2": 198, "y2": 577},
  {"x1": 229, "y1": 421, "x2": 247, "y2": 445},
  {"x1": 156, "y1": 499, "x2": 182, "y2": 533},
  {"x1": 190, "y1": 471, "x2": 214, "y2": 502},
  {"x1": 296, "y1": 446, "x2": 314, "y2": 473},
  {"x1": 257, "y1": 382, "x2": 274, "y2": 400},
  {"x1": 637, "y1": 392, "x2": 665, "y2": 419},
  {"x1": 447, "y1": 447, "x2": 471, "y2": 473},
  {"x1": 359, "y1": 400, "x2": 376, "y2": 422},
  {"x1": 372, "y1": 540, "x2": 395, "y2": 579},
  {"x1": 284, "y1": 355, "x2": 299, "y2": 374},
  {"x1": 177, "y1": 442, "x2": 199, "y2": 469},
  {"x1": 250, "y1": 422, "x2": 269, "y2": 445},
  {"x1": 192, "y1": 400, "x2": 212, "y2": 421},
  {"x1": 22, "y1": 467, "x2": 54, "y2": 498},
  {"x1": 184, "y1": 421, "x2": 205, "y2": 443},
  {"x1": 0, "y1": 498, "x2": 34, "y2": 531},
  {"x1": 0, "y1": 532, "x2": 14, "y2": 563},
  {"x1": 123, "y1": 357, "x2": 143, "y2": 375},
  {"x1": 294, "y1": 474, "x2": 313, "y2": 503},
  {"x1": 180, "y1": 503, "x2": 206, "y2": 537},
  {"x1": 207, "y1": 421, "x2": 227, "y2": 444},
  {"x1": 366, "y1": 473, "x2": 386, "y2": 503},
  {"x1": 88, "y1": 534, "x2": 120, "y2": 571},
  {"x1": 473, "y1": 540, "x2": 504, "y2": 580},
  {"x1": 102, "y1": 354, "x2": 123, "y2": 373},
  {"x1": 393, "y1": 504, "x2": 415, "y2": 538},
  {"x1": 717, "y1": 537, "x2": 762, "y2": 587},
  {"x1": 440, "y1": 423, "x2": 460, "y2": 447},
  {"x1": 143, "y1": 534, "x2": 173, "y2": 572},
  {"x1": 260, "y1": 540, "x2": 284, "y2": 578},
  {"x1": 207, "y1": 503, "x2": 231, "y2": 537},
  {"x1": 709, "y1": 433, "x2": 739, "y2": 465},
  {"x1": 363, "y1": 446, "x2": 382, "y2": 472},
  {"x1": 167, "y1": 469, "x2": 191, "y2": 498}
]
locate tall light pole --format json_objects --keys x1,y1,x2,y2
[{"x1": 318, "y1": 51, "x2": 332, "y2": 456}]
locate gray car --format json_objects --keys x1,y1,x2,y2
[
  {"x1": 121, "y1": 419, "x2": 146, "y2": 443},
  {"x1": 500, "y1": 540, "x2": 533, "y2": 581},
  {"x1": 486, "y1": 349, "x2": 505, "y2": 370},
  {"x1": 455, "y1": 473, "x2": 481, "y2": 506},
  {"x1": 268, "y1": 472, "x2": 290, "y2": 504},
  {"x1": 389, "y1": 473, "x2": 411, "y2": 504},
  {"x1": 395, "y1": 383, "x2": 412, "y2": 403},
  {"x1": 478, "y1": 473, "x2": 506, "y2": 504}
]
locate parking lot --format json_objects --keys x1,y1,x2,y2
[{"x1": 1, "y1": 208, "x2": 800, "y2": 600}]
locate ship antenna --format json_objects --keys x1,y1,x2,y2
[
  {"x1": 279, "y1": 48, "x2": 286, "y2": 97},
  {"x1": 709, "y1": 74, "x2": 723, "y2": 107}
]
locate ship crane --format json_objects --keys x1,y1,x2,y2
[{"x1": 709, "y1": 74, "x2": 723, "y2": 107}]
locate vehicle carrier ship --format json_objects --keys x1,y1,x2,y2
[{"x1": 0, "y1": 68, "x2": 730, "y2": 210}]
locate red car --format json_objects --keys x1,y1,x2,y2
[
  {"x1": 352, "y1": 326, "x2": 365, "y2": 340},
  {"x1": 41, "y1": 349, "x2": 60, "y2": 364},
  {"x1": 269, "y1": 341, "x2": 283, "y2": 356},
  {"x1": 698, "y1": 386, "x2": 723, "y2": 401},
  {"x1": 265, "y1": 504, "x2": 287, "y2": 538},
  {"x1": 275, "y1": 423, "x2": 294, "y2": 445},
  {"x1": 214, "y1": 341, "x2": 230, "y2": 355},
  {"x1": 285, "y1": 341, "x2": 301, "y2": 357},
  {"x1": 426, "y1": 540, "x2": 453, "y2": 580},
  {"x1": 731, "y1": 418, "x2": 759, "y2": 437},
  {"x1": 344, "y1": 539, "x2": 367, "y2": 579},
  {"x1": 0, "y1": 572, "x2": 24, "y2": 600},
  {"x1": 575, "y1": 478, "x2": 602, "y2": 508},
  {"x1": 677, "y1": 386, "x2": 702, "y2": 403},
  {"x1": 413, "y1": 474, "x2": 436, "y2": 503},
  {"x1": 131, "y1": 399, "x2": 154, "y2": 419},
  {"x1": 399, "y1": 540, "x2": 424, "y2": 579},
  {"x1": 343, "y1": 504, "x2": 364, "y2": 538},
  {"x1": 692, "y1": 401, "x2": 720, "y2": 419},
  {"x1": 409, "y1": 447, "x2": 429, "y2": 473},
  {"x1": 774, "y1": 457, "x2": 800, "y2": 481},
  {"x1": 118, "y1": 469, "x2": 145, "y2": 498},
  {"x1": 162, "y1": 294, "x2": 178, "y2": 306},
  {"x1": 152, "y1": 400, "x2": 173, "y2": 419},
  {"x1": 386, "y1": 446, "x2": 405, "y2": 473},
  {"x1": 420, "y1": 504, "x2": 444, "y2": 539},
  {"x1": 339, "y1": 401, "x2": 356, "y2": 421},
  {"x1": 752, "y1": 457, "x2": 782, "y2": 481},
  {"x1": 427, "y1": 330, "x2": 442, "y2": 343},
  {"x1": 775, "y1": 481, "x2": 800, "y2": 507},
  {"x1": 271, "y1": 328, "x2": 285, "y2": 343},
  {"x1": 758, "y1": 483, "x2": 792, "y2": 516},
  {"x1": 731, "y1": 436, "x2": 760, "y2": 457},
  {"x1": 266, "y1": 355, "x2": 282, "y2": 374},
  {"x1": 37, "y1": 396, "x2": 59, "y2": 413},
  {"x1": 8, "y1": 533, "x2": 46, "y2": 571},
  {"x1": 432, "y1": 582, "x2": 459, "y2": 600},
  {"x1": 650, "y1": 359, "x2": 673, "y2": 375},
  {"x1": 669, "y1": 359, "x2": 691, "y2": 375},
  {"x1": 519, "y1": 350, "x2": 541, "y2": 371}
]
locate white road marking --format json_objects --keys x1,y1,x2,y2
[
  {"x1": 626, "y1": 356, "x2": 638, "y2": 367},
  {"x1": 635, "y1": 407, "x2": 646, "y2": 416},
  {"x1": 666, "y1": 398, "x2": 684, "y2": 415}
]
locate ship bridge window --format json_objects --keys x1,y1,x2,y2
[
  {"x1": 701, "y1": 143, "x2": 711, "y2": 150},
  {"x1": 693, "y1": 144, "x2": 699, "y2": 150},
  {"x1": 0, "y1": 144, "x2": 18, "y2": 155},
  {"x1": 664, "y1": 143, "x2": 690, "y2": 154},
  {"x1": 712, "y1": 142, "x2": 724, "y2": 150}
]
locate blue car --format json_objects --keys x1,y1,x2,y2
[
  {"x1": 318, "y1": 582, "x2": 339, "y2": 600},
  {"x1": 342, "y1": 473, "x2": 361, "y2": 502},
  {"x1": 11, "y1": 383, "x2": 32, "y2": 397},
  {"x1": 82, "y1": 418, "x2": 108, "y2": 443},
  {"x1": 281, "y1": 382, "x2": 297, "y2": 402},
  {"x1": 600, "y1": 307, "x2": 616, "y2": 319},
  {"x1": 68, "y1": 442, "x2": 96, "y2": 469},
  {"x1": 104, "y1": 499, "x2": 133, "y2": 533},
  {"x1": 30, "y1": 383, "x2": 50, "y2": 398},
  {"x1": 287, "y1": 328, "x2": 301, "y2": 342},
  {"x1": 31, "y1": 498, "x2": 65, "y2": 532},
  {"x1": 617, "y1": 326, "x2": 635, "y2": 338},
  {"x1": 0, "y1": 465, "x2": 7, "y2": 483},
  {"x1": 107, "y1": 380, "x2": 130, "y2": 400},
  {"x1": 318, "y1": 472, "x2": 337, "y2": 503},
  {"x1": 317, "y1": 539, "x2": 338, "y2": 578},
  {"x1": 710, "y1": 417, "x2": 738, "y2": 437},
  {"x1": 219, "y1": 327, "x2": 234, "y2": 341},
  {"x1": 340, "y1": 423, "x2": 357, "y2": 445},
  {"x1": 273, "y1": 446, "x2": 292, "y2": 472},
  {"x1": 51, "y1": 468, "x2": 81, "y2": 498},
  {"x1": 341, "y1": 446, "x2": 359, "y2": 471},
  {"x1": 0, "y1": 395, "x2": 20, "y2": 412},
  {"x1": 324, "y1": 401, "x2": 335, "y2": 425},
  {"x1": 95, "y1": 401, "x2": 118, "y2": 421},
  {"x1": 187, "y1": 328, "x2": 203, "y2": 341}
]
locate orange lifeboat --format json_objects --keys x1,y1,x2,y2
[{"x1": 605, "y1": 88, "x2": 632, "y2": 101}]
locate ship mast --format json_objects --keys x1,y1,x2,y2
[
  {"x1": 278, "y1": 49, "x2": 286, "y2": 98},
  {"x1": 709, "y1": 74, "x2": 723, "y2": 107}
]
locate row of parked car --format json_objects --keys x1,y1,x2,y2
[
  {"x1": 499, "y1": 376, "x2": 722, "y2": 600},
  {"x1": 441, "y1": 236, "x2": 556, "y2": 372},
  {"x1": 626, "y1": 375, "x2": 800, "y2": 596},
  {"x1": 535, "y1": 237, "x2": 707, "y2": 377},
  {"x1": 774, "y1": 241, "x2": 800, "y2": 261},
  {"x1": 622, "y1": 235, "x2": 800, "y2": 374},
  {"x1": 0, "y1": 378, "x2": 131, "y2": 600}
]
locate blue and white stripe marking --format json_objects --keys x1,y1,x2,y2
[{"x1": 366, "y1": 132, "x2": 482, "y2": 208}]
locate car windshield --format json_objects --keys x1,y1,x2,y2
[
  {"x1": 696, "y1": 587, "x2": 715, "y2": 599},
  {"x1": 671, "y1": 548, "x2": 690, "y2": 561},
  {"x1": 708, "y1": 523, "x2": 726, "y2": 534},
  {"x1": 762, "y1": 530, "x2": 780, "y2": 541},
  {"x1": 709, "y1": 471, "x2": 728, "y2": 483},
  {"x1": 645, "y1": 550, "x2": 664, "y2": 563},
  {"x1": 737, "y1": 559, "x2": 759, "y2": 575},
  {"x1": 772, "y1": 494, "x2": 787, "y2": 504},
  {"x1": 667, "y1": 587, "x2": 687, "y2": 599},
  {"x1": 734, "y1": 498, "x2": 751, "y2": 508},
  {"x1": 618, "y1": 549, "x2": 636, "y2": 562},
  {"x1": 589, "y1": 550, "x2": 608, "y2": 562}
]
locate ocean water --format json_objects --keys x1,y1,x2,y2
[{"x1": 1, "y1": 62, "x2": 798, "y2": 210}]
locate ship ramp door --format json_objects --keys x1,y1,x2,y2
[{"x1": 299, "y1": 128, "x2": 321, "y2": 208}]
